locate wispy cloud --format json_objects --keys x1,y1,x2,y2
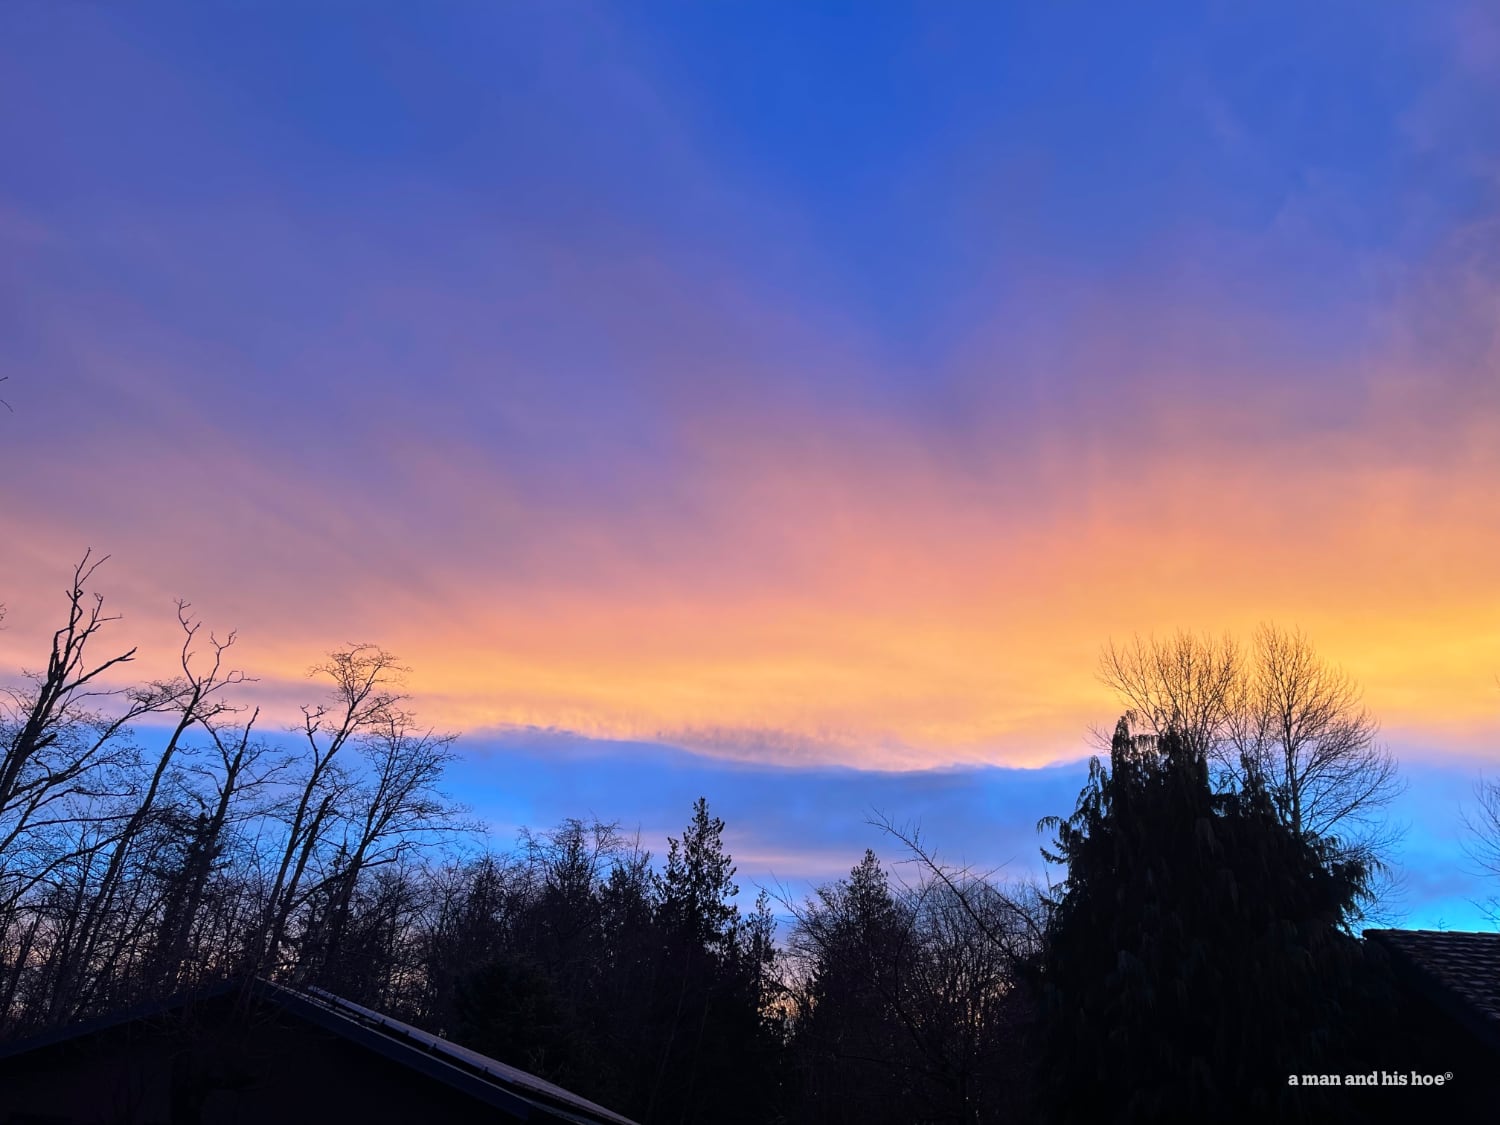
[{"x1": 1, "y1": 0, "x2": 1498, "y2": 777}]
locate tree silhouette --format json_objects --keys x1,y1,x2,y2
[
  {"x1": 1099, "y1": 626, "x2": 1403, "y2": 899},
  {"x1": 1462, "y1": 773, "x2": 1500, "y2": 922},
  {"x1": 785, "y1": 847, "x2": 1039, "y2": 1124},
  {"x1": 3, "y1": 553, "x2": 1447, "y2": 1122},
  {"x1": 247, "y1": 644, "x2": 407, "y2": 976},
  {"x1": 442, "y1": 800, "x2": 781, "y2": 1124},
  {"x1": 1037, "y1": 717, "x2": 1375, "y2": 1123}
]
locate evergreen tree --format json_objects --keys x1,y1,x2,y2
[
  {"x1": 654, "y1": 797, "x2": 739, "y2": 953},
  {"x1": 1037, "y1": 718, "x2": 1375, "y2": 1123},
  {"x1": 790, "y1": 849, "x2": 914, "y2": 1124},
  {"x1": 643, "y1": 797, "x2": 775, "y2": 1125}
]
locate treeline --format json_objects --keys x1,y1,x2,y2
[
  {"x1": 0, "y1": 554, "x2": 471, "y2": 1031},
  {"x1": 0, "y1": 555, "x2": 1438, "y2": 1122},
  {"x1": 0, "y1": 556, "x2": 1045, "y2": 1121}
]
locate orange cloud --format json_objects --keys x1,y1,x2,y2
[
  {"x1": 7, "y1": 341, "x2": 1497, "y2": 773},
  {"x1": 4, "y1": 181, "x2": 1499, "y2": 773}
]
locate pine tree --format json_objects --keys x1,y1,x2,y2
[{"x1": 654, "y1": 797, "x2": 739, "y2": 953}]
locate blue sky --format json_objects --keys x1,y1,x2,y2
[
  {"x1": 447, "y1": 732, "x2": 1497, "y2": 931},
  {"x1": 2, "y1": 1, "x2": 1498, "y2": 931}
]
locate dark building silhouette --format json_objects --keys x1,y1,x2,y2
[
  {"x1": 1363, "y1": 928, "x2": 1500, "y2": 1116},
  {"x1": 0, "y1": 979, "x2": 638, "y2": 1125}
]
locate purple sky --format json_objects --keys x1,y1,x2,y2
[{"x1": 2, "y1": 1, "x2": 1499, "y2": 928}]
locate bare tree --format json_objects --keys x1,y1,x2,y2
[
  {"x1": 1462, "y1": 775, "x2": 1500, "y2": 923},
  {"x1": 44, "y1": 605, "x2": 248, "y2": 1022},
  {"x1": 870, "y1": 813, "x2": 1047, "y2": 967},
  {"x1": 1097, "y1": 625, "x2": 1402, "y2": 873},
  {"x1": 297, "y1": 711, "x2": 462, "y2": 985},
  {"x1": 0, "y1": 560, "x2": 484, "y2": 1034},
  {"x1": 0, "y1": 554, "x2": 181, "y2": 918},
  {"x1": 783, "y1": 838, "x2": 1042, "y2": 1124},
  {"x1": 147, "y1": 704, "x2": 279, "y2": 992},
  {"x1": 1231, "y1": 625, "x2": 1400, "y2": 851},
  {"x1": 1097, "y1": 630, "x2": 1243, "y2": 762},
  {"x1": 246, "y1": 644, "x2": 405, "y2": 975}
]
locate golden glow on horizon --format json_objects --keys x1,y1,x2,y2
[
  {"x1": 3, "y1": 0, "x2": 1498, "y2": 790},
  {"x1": 3, "y1": 372, "x2": 1497, "y2": 772}
]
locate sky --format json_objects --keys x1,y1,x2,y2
[{"x1": 1, "y1": 1, "x2": 1498, "y2": 928}]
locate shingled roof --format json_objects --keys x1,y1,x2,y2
[{"x1": 1365, "y1": 929, "x2": 1500, "y2": 1053}]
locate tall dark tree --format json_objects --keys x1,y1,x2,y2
[
  {"x1": 1037, "y1": 717, "x2": 1376, "y2": 1123},
  {"x1": 642, "y1": 797, "x2": 779, "y2": 1125},
  {"x1": 787, "y1": 850, "x2": 914, "y2": 1124},
  {"x1": 653, "y1": 797, "x2": 739, "y2": 954},
  {"x1": 786, "y1": 848, "x2": 1038, "y2": 1125}
]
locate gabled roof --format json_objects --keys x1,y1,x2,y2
[
  {"x1": 1365, "y1": 928, "x2": 1500, "y2": 1052},
  {"x1": 292, "y1": 983, "x2": 639, "y2": 1125},
  {"x1": 0, "y1": 978, "x2": 639, "y2": 1125}
]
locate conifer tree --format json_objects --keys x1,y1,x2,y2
[{"x1": 1038, "y1": 717, "x2": 1374, "y2": 1123}]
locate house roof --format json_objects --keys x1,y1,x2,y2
[
  {"x1": 291, "y1": 983, "x2": 639, "y2": 1125},
  {"x1": 0, "y1": 978, "x2": 639, "y2": 1125},
  {"x1": 1365, "y1": 928, "x2": 1500, "y2": 1052}
]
